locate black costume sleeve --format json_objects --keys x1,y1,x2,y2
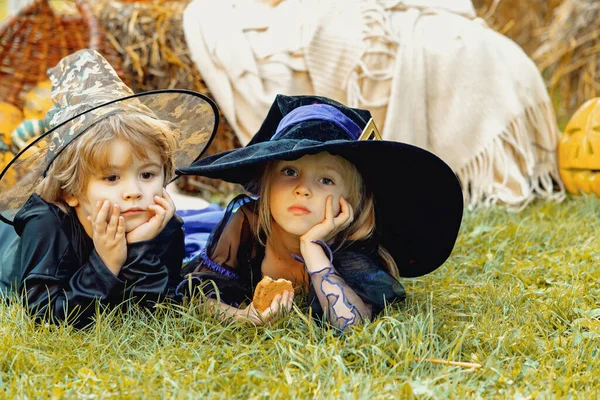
[
  {"x1": 16, "y1": 199, "x2": 183, "y2": 328},
  {"x1": 118, "y1": 216, "x2": 184, "y2": 301}
]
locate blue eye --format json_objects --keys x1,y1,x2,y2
[
  {"x1": 320, "y1": 177, "x2": 334, "y2": 185},
  {"x1": 282, "y1": 167, "x2": 297, "y2": 177},
  {"x1": 141, "y1": 172, "x2": 155, "y2": 180},
  {"x1": 104, "y1": 175, "x2": 119, "y2": 182}
]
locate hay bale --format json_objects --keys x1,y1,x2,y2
[
  {"x1": 91, "y1": 0, "x2": 242, "y2": 199},
  {"x1": 473, "y1": 0, "x2": 562, "y2": 55},
  {"x1": 533, "y1": 0, "x2": 600, "y2": 120},
  {"x1": 92, "y1": 0, "x2": 199, "y2": 92}
]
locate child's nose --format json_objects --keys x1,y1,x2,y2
[
  {"x1": 123, "y1": 181, "x2": 142, "y2": 200},
  {"x1": 123, "y1": 191, "x2": 142, "y2": 200},
  {"x1": 294, "y1": 182, "x2": 312, "y2": 198}
]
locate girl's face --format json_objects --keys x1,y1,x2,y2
[
  {"x1": 269, "y1": 152, "x2": 350, "y2": 237},
  {"x1": 66, "y1": 138, "x2": 165, "y2": 236}
]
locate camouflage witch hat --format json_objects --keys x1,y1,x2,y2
[{"x1": 0, "y1": 49, "x2": 219, "y2": 225}]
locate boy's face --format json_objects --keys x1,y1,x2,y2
[
  {"x1": 268, "y1": 152, "x2": 350, "y2": 237},
  {"x1": 66, "y1": 138, "x2": 165, "y2": 236}
]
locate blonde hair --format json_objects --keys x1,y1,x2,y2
[
  {"x1": 254, "y1": 152, "x2": 400, "y2": 280},
  {"x1": 36, "y1": 112, "x2": 177, "y2": 212}
]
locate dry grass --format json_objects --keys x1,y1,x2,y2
[
  {"x1": 474, "y1": 0, "x2": 600, "y2": 121},
  {"x1": 473, "y1": 0, "x2": 561, "y2": 55},
  {"x1": 533, "y1": 0, "x2": 600, "y2": 120},
  {"x1": 92, "y1": 0, "x2": 199, "y2": 93}
]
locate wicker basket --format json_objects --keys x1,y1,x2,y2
[{"x1": 0, "y1": 0, "x2": 127, "y2": 111}]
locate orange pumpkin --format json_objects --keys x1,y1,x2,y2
[
  {"x1": 558, "y1": 98, "x2": 600, "y2": 196},
  {"x1": 0, "y1": 148, "x2": 16, "y2": 188},
  {"x1": 0, "y1": 102, "x2": 23, "y2": 148}
]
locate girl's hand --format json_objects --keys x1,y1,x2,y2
[
  {"x1": 88, "y1": 200, "x2": 127, "y2": 275},
  {"x1": 126, "y1": 188, "x2": 175, "y2": 243},
  {"x1": 241, "y1": 291, "x2": 294, "y2": 326},
  {"x1": 300, "y1": 196, "x2": 354, "y2": 244}
]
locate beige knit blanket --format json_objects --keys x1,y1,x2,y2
[{"x1": 183, "y1": 0, "x2": 565, "y2": 210}]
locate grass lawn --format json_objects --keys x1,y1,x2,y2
[{"x1": 1, "y1": 193, "x2": 599, "y2": 399}]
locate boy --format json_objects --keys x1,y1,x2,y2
[{"x1": 0, "y1": 49, "x2": 218, "y2": 327}]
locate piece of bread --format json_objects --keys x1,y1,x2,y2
[{"x1": 252, "y1": 276, "x2": 294, "y2": 312}]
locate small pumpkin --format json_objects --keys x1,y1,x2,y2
[
  {"x1": 23, "y1": 80, "x2": 53, "y2": 121},
  {"x1": 558, "y1": 98, "x2": 600, "y2": 196},
  {"x1": 0, "y1": 148, "x2": 16, "y2": 188},
  {"x1": 0, "y1": 102, "x2": 23, "y2": 148}
]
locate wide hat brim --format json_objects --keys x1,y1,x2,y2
[{"x1": 177, "y1": 138, "x2": 463, "y2": 278}]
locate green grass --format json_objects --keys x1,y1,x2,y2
[{"x1": 1, "y1": 194, "x2": 600, "y2": 399}]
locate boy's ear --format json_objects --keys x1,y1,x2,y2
[{"x1": 64, "y1": 194, "x2": 79, "y2": 207}]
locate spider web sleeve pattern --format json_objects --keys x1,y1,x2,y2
[{"x1": 293, "y1": 241, "x2": 372, "y2": 330}]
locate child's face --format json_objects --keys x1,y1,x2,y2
[
  {"x1": 269, "y1": 152, "x2": 349, "y2": 237},
  {"x1": 66, "y1": 138, "x2": 165, "y2": 236}
]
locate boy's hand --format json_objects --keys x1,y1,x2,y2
[
  {"x1": 88, "y1": 200, "x2": 127, "y2": 276},
  {"x1": 300, "y1": 196, "x2": 354, "y2": 244},
  {"x1": 242, "y1": 291, "x2": 294, "y2": 326},
  {"x1": 126, "y1": 188, "x2": 175, "y2": 243}
]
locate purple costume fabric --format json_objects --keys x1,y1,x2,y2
[{"x1": 176, "y1": 204, "x2": 224, "y2": 264}]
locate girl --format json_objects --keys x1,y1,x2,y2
[
  {"x1": 176, "y1": 94, "x2": 464, "y2": 330},
  {"x1": 0, "y1": 49, "x2": 218, "y2": 328}
]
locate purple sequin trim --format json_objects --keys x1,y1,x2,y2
[{"x1": 199, "y1": 248, "x2": 239, "y2": 279}]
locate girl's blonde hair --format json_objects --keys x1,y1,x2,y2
[
  {"x1": 254, "y1": 152, "x2": 400, "y2": 280},
  {"x1": 36, "y1": 112, "x2": 177, "y2": 212}
]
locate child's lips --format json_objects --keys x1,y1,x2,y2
[
  {"x1": 121, "y1": 207, "x2": 146, "y2": 216},
  {"x1": 288, "y1": 205, "x2": 310, "y2": 215}
]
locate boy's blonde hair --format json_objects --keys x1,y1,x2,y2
[
  {"x1": 254, "y1": 152, "x2": 400, "y2": 280},
  {"x1": 36, "y1": 112, "x2": 177, "y2": 212}
]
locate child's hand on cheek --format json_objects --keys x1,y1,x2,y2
[
  {"x1": 300, "y1": 196, "x2": 354, "y2": 244},
  {"x1": 126, "y1": 188, "x2": 175, "y2": 244},
  {"x1": 88, "y1": 200, "x2": 127, "y2": 276}
]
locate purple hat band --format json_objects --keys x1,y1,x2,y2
[{"x1": 271, "y1": 104, "x2": 362, "y2": 141}]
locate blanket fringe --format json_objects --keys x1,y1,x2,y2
[{"x1": 457, "y1": 101, "x2": 565, "y2": 212}]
